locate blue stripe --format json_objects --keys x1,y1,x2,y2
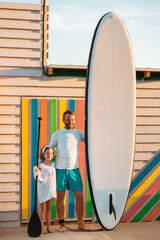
[
  {"x1": 129, "y1": 154, "x2": 160, "y2": 194},
  {"x1": 31, "y1": 99, "x2": 38, "y2": 213},
  {"x1": 68, "y1": 100, "x2": 75, "y2": 218},
  {"x1": 157, "y1": 215, "x2": 160, "y2": 220}
]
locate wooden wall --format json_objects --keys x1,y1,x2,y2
[
  {"x1": 0, "y1": 1, "x2": 159, "y2": 229},
  {"x1": 0, "y1": 2, "x2": 48, "y2": 77}
]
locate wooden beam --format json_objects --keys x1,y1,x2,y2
[{"x1": 144, "y1": 71, "x2": 150, "y2": 78}]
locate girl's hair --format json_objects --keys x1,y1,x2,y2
[{"x1": 39, "y1": 145, "x2": 54, "y2": 161}]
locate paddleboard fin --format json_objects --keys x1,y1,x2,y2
[{"x1": 109, "y1": 194, "x2": 116, "y2": 221}]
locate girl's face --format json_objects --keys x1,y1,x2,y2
[{"x1": 43, "y1": 148, "x2": 53, "y2": 161}]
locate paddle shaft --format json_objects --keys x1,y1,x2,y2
[{"x1": 34, "y1": 117, "x2": 42, "y2": 211}]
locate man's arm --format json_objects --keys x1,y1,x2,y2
[
  {"x1": 49, "y1": 132, "x2": 57, "y2": 149},
  {"x1": 80, "y1": 130, "x2": 85, "y2": 142}
]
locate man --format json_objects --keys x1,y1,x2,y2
[{"x1": 49, "y1": 109, "x2": 90, "y2": 232}]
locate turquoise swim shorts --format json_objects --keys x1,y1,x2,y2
[{"x1": 56, "y1": 168, "x2": 83, "y2": 191}]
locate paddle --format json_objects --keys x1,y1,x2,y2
[{"x1": 28, "y1": 117, "x2": 42, "y2": 237}]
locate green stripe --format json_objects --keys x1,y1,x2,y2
[
  {"x1": 50, "y1": 99, "x2": 57, "y2": 218},
  {"x1": 132, "y1": 191, "x2": 160, "y2": 222},
  {"x1": 86, "y1": 177, "x2": 92, "y2": 217},
  {"x1": 50, "y1": 99, "x2": 56, "y2": 138}
]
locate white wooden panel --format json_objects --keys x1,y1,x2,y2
[
  {"x1": 0, "y1": 39, "x2": 42, "y2": 49},
  {"x1": 133, "y1": 162, "x2": 147, "y2": 170},
  {"x1": 0, "y1": 175, "x2": 19, "y2": 183},
  {"x1": 0, "y1": 67, "x2": 42, "y2": 77},
  {"x1": 137, "y1": 89, "x2": 160, "y2": 98},
  {"x1": 0, "y1": 136, "x2": 20, "y2": 144},
  {"x1": 136, "y1": 134, "x2": 160, "y2": 143},
  {"x1": 0, "y1": 49, "x2": 42, "y2": 59},
  {"x1": 135, "y1": 144, "x2": 160, "y2": 152},
  {"x1": 0, "y1": 117, "x2": 20, "y2": 125},
  {"x1": 0, "y1": 30, "x2": 42, "y2": 40},
  {"x1": 0, "y1": 212, "x2": 19, "y2": 221},
  {"x1": 0, "y1": 58, "x2": 42, "y2": 68},
  {"x1": 0, "y1": 20, "x2": 42, "y2": 30},
  {"x1": 134, "y1": 152, "x2": 155, "y2": 161},
  {"x1": 0, "y1": 97, "x2": 20, "y2": 105},
  {"x1": 0, "y1": 10, "x2": 42, "y2": 21},
  {"x1": 0, "y1": 165, "x2": 19, "y2": 173},
  {"x1": 0, "y1": 221, "x2": 20, "y2": 228},
  {"x1": 0, "y1": 106, "x2": 20, "y2": 115},
  {"x1": 0, "y1": 2, "x2": 42, "y2": 11},
  {"x1": 136, "y1": 108, "x2": 160, "y2": 116},
  {"x1": 0, "y1": 145, "x2": 20, "y2": 154},
  {"x1": 0, "y1": 193, "x2": 19, "y2": 202},
  {"x1": 0, "y1": 86, "x2": 85, "y2": 97},
  {"x1": 0, "y1": 203, "x2": 19, "y2": 212},
  {"x1": 0, "y1": 127, "x2": 20, "y2": 134},
  {"x1": 136, "y1": 117, "x2": 160, "y2": 125},
  {"x1": 0, "y1": 155, "x2": 19, "y2": 163},
  {"x1": 136, "y1": 126, "x2": 160, "y2": 134},
  {"x1": 0, "y1": 184, "x2": 20, "y2": 192},
  {"x1": 137, "y1": 99, "x2": 160, "y2": 107},
  {"x1": 0, "y1": 76, "x2": 86, "y2": 87},
  {"x1": 137, "y1": 81, "x2": 160, "y2": 89}
]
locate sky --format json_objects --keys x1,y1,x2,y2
[{"x1": 2, "y1": 0, "x2": 160, "y2": 68}]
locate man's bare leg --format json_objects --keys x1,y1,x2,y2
[
  {"x1": 73, "y1": 191, "x2": 91, "y2": 230},
  {"x1": 56, "y1": 191, "x2": 66, "y2": 232}
]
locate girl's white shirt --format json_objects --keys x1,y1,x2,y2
[{"x1": 33, "y1": 162, "x2": 56, "y2": 204}]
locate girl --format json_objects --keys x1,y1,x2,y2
[{"x1": 33, "y1": 145, "x2": 56, "y2": 234}]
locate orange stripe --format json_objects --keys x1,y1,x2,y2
[
  {"x1": 144, "y1": 203, "x2": 160, "y2": 221},
  {"x1": 40, "y1": 99, "x2": 48, "y2": 149}
]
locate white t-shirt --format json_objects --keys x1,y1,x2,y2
[{"x1": 49, "y1": 128, "x2": 85, "y2": 170}]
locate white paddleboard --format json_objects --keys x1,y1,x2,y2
[{"x1": 85, "y1": 12, "x2": 136, "y2": 230}]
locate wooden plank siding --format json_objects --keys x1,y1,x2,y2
[
  {"x1": 0, "y1": 73, "x2": 160, "y2": 226},
  {"x1": 0, "y1": 2, "x2": 49, "y2": 77},
  {"x1": 0, "y1": 1, "x2": 159, "y2": 228},
  {"x1": 0, "y1": 96, "x2": 21, "y2": 228}
]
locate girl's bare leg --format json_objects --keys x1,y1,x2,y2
[
  {"x1": 46, "y1": 198, "x2": 53, "y2": 233},
  {"x1": 40, "y1": 202, "x2": 47, "y2": 234}
]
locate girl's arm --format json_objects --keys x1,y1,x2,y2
[{"x1": 33, "y1": 166, "x2": 40, "y2": 179}]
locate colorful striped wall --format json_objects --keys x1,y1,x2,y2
[
  {"x1": 22, "y1": 98, "x2": 160, "y2": 223},
  {"x1": 122, "y1": 153, "x2": 160, "y2": 221},
  {"x1": 21, "y1": 98, "x2": 92, "y2": 221}
]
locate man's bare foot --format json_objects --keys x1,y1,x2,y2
[
  {"x1": 58, "y1": 225, "x2": 66, "y2": 232},
  {"x1": 42, "y1": 228, "x2": 47, "y2": 234},
  {"x1": 47, "y1": 226, "x2": 53, "y2": 233},
  {"x1": 78, "y1": 224, "x2": 91, "y2": 231}
]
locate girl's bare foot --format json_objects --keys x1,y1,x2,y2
[
  {"x1": 42, "y1": 228, "x2": 47, "y2": 234},
  {"x1": 58, "y1": 225, "x2": 66, "y2": 232},
  {"x1": 47, "y1": 227, "x2": 53, "y2": 233}
]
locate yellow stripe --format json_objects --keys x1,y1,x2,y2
[
  {"x1": 125, "y1": 165, "x2": 160, "y2": 211},
  {"x1": 22, "y1": 99, "x2": 29, "y2": 219},
  {"x1": 59, "y1": 99, "x2": 67, "y2": 217},
  {"x1": 59, "y1": 99, "x2": 66, "y2": 129}
]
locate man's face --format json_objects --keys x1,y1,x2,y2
[{"x1": 63, "y1": 113, "x2": 75, "y2": 130}]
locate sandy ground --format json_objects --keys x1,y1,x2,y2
[{"x1": 0, "y1": 222, "x2": 160, "y2": 240}]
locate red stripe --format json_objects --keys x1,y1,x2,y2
[
  {"x1": 77, "y1": 100, "x2": 84, "y2": 184},
  {"x1": 121, "y1": 178, "x2": 160, "y2": 222}
]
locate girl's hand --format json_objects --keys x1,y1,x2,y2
[
  {"x1": 38, "y1": 164, "x2": 42, "y2": 171},
  {"x1": 34, "y1": 166, "x2": 39, "y2": 172}
]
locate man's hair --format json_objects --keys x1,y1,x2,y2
[{"x1": 63, "y1": 109, "x2": 75, "y2": 121}]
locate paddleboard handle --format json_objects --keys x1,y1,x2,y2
[{"x1": 109, "y1": 194, "x2": 116, "y2": 221}]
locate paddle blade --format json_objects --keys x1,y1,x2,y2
[{"x1": 27, "y1": 210, "x2": 41, "y2": 237}]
